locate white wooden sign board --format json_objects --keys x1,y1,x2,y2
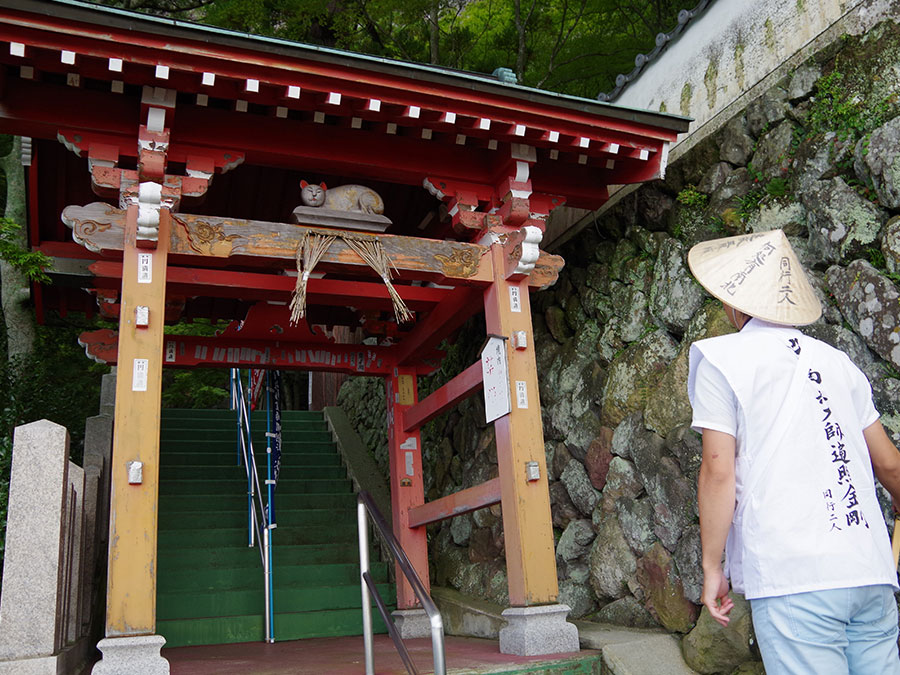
[{"x1": 481, "y1": 335, "x2": 511, "y2": 423}]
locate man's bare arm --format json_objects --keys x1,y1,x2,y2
[
  {"x1": 865, "y1": 420, "x2": 900, "y2": 504},
  {"x1": 698, "y1": 428, "x2": 737, "y2": 626}
]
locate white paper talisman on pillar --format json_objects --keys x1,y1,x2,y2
[{"x1": 481, "y1": 335, "x2": 511, "y2": 423}]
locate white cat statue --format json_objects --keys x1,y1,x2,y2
[{"x1": 299, "y1": 180, "x2": 384, "y2": 215}]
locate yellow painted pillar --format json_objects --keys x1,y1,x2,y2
[
  {"x1": 483, "y1": 243, "x2": 558, "y2": 606},
  {"x1": 105, "y1": 205, "x2": 170, "y2": 635}
]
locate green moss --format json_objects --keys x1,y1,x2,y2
[
  {"x1": 734, "y1": 43, "x2": 745, "y2": 90},
  {"x1": 704, "y1": 58, "x2": 719, "y2": 109},
  {"x1": 676, "y1": 185, "x2": 708, "y2": 209},
  {"x1": 720, "y1": 208, "x2": 742, "y2": 231},
  {"x1": 798, "y1": 26, "x2": 900, "y2": 148},
  {"x1": 765, "y1": 177, "x2": 789, "y2": 198},
  {"x1": 764, "y1": 19, "x2": 776, "y2": 51}
]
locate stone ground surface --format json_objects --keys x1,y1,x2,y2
[
  {"x1": 162, "y1": 634, "x2": 600, "y2": 674},
  {"x1": 160, "y1": 627, "x2": 698, "y2": 674},
  {"x1": 435, "y1": 587, "x2": 698, "y2": 674}
]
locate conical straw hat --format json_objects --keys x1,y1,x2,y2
[{"x1": 687, "y1": 229, "x2": 822, "y2": 326}]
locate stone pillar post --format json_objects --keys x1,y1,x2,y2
[{"x1": 0, "y1": 421, "x2": 71, "y2": 672}]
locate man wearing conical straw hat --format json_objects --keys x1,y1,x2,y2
[{"x1": 687, "y1": 229, "x2": 900, "y2": 674}]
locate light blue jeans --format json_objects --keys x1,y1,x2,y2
[{"x1": 751, "y1": 585, "x2": 900, "y2": 675}]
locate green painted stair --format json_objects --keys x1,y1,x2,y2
[{"x1": 157, "y1": 408, "x2": 394, "y2": 647}]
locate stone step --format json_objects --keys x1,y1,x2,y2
[
  {"x1": 158, "y1": 606, "x2": 392, "y2": 648},
  {"x1": 159, "y1": 468, "x2": 348, "y2": 482},
  {"x1": 159, "y1": 561, "x2": 388, "y2": 592},
  {"x1": 160, "y1": 452, "x2": 342, "y2": 467},
  {"x1": 157, "y1": 542, "x2": 360, "y2": 569},
  {"x1": 160, "y1": 476, "x2": 350, "y2": 494}
]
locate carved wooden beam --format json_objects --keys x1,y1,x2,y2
[
  {"x1": 89, "y1": 261, "x2": 451, "y2": 311},
  {"x1": 61, "y1": 202, "x2": 563, "y2": 288}
]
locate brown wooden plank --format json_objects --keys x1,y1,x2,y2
[{"x1": 407, "y1": 478, "x2": 501, "y2": 528}]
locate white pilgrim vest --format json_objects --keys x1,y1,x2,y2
[{"x1": 689, "y1": 321, "x2": 897, "y2": 599}]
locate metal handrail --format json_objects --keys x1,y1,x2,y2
[
  {"x1": 231, "y1": 368, "x2": 275, "y2": 643},
  {"x1": 357, "y1": 490, "x2": 445, "y2": 675}
]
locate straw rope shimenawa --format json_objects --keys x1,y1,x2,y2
[
  {"x1": 687, "y1": 229, "x2": 822, "y2": 327},
  {"x1": 289, "y1": 230, "x2": 414, "y2": 326}
]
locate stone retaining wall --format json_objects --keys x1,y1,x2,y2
[{"x1": 338, "y1": 20, "x2": 900, "y2": 673}]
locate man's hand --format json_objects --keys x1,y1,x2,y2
[
  {"x1": 698, "y1": 428, "x2": 737, "y2": 628},
  {"x1": 702, "y1": 567, "x2": 734, "y2": 627}
]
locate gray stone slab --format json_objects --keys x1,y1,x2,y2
[
  {"x1": 323, "y1": 407, "x2": 391, "y2": 521},
  {"x1": 59, "y1": 483, "x2": 75, "y2": 646},
  {"x1": 0, "y1": 420, "x2": 69, "y2": 660},
  {"x1": 499, "y1": 604, "x2": 580, "y2": 656},
  {"x1": 99, "y1": 371, "x2": 116, "y2": 417},
  {"x1": 0, "y1": 654, "x2": 59, "y2": 674},
  {"x1": 92, "y1": 635, "x2": 169, "y2": 675},
  {"x1": 83, "y1": 414, "x2": 113, "y2": 561},
  {"x1": 573, "y1": 620, "x2": 669, "y2": 649},
  {"x1": 66, "y1": 464, "x2": 85, "y2": 644},
  {"x1": 291, "y1": 206, "x2": 391, "y2": 232},
  {"x1": 391, "y1": 608, "x2": 432, "y2": 639},
  {"x1": 432, "y1": 586, "x2": 506, "y2": 639},
  {"x1": 0, "y1": 637, "x2": 93, "y2": 675},
  {"x1": 80, "y1": 463, "x2": 101, "y2": 633},
  {"x1": 602, "y1": 634, "x2": 699, "y2": 675}
]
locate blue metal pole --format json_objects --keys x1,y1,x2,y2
[
  {"x1": 246, "y1": 369, "x2": 254, "y2": 548},
  {"x1": 232, "y1": 369, "x2": 241, "y2": 468}
]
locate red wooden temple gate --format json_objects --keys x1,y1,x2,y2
[{"x1": 0, "y1": 0, "x2": 688, "y2": 669}]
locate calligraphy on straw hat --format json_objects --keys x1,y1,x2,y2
[{"x1": 687, "y1": 229, "x2": 822, "y2": 326}]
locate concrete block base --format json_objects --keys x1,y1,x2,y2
[
  {"x1": 499, "y1": 604, "x2": 580, "y2": 656},
  {"x1": 91, "y1": 635, "x2": 169, "y2": 675},
  {"x1": 391, "y1": 608, "x2": 431, "y2": 639}
]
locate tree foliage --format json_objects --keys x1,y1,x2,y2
[
  {"x1": 0, "y1": 218, "x2": 51, "y2": 284},
  {"x1": 0, "y1": 320, "x2": 110, "y2": 580},
  {"x1": 99, "y1": 0, "x2": 684, "y2": 98}
]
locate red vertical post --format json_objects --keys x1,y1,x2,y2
[{"x1": 385, "y1": 367, "x2": 430, "y2": 608}]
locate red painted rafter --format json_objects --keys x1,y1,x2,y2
[
  {"x1": 402, "y1": 360, "x2": 483, "y2": 432},
  {"x1": 394, "y1": 287, "x2": 483, "y2": 366},
  {"x1": 37, "y1": 242, "x2": 104, "y2": 261},
  {"x1": 0, "y1": 80, "x2": 654, "y2": 206},
  {"x1": 88, "y1": 261, "x2": 452, "y2": 311},
  {"x1": 407, "y1": 478, "x2": 501, "y2": 528}
]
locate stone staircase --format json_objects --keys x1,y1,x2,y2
[{"x1": 156, "y1": 408, "x2": 392, "y2": 647}]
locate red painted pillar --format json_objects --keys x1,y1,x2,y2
[{"x1": 386, "y1": 367, "x2": 430, "y2": 608}]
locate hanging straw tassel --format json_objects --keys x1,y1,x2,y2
[
  {"x1": 342, "y1": 235, "x2": 414, "y2": 323},
  {"x1": 289, "y1": 231, "x2": 336, "y2": 325}
]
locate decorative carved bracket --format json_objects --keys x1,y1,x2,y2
[{"x1": 502, "y1": 226, "x2": 544, "y2": 280}]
